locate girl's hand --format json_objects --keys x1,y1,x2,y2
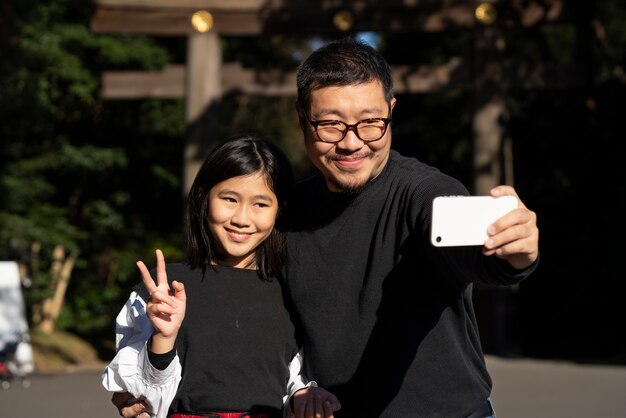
[{"x1": 136, "y1": 249, "x2": 186, "y2": 353}]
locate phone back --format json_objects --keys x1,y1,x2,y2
[{"x1": 431, "y1": 195, "x2": 517, "y2": 247}]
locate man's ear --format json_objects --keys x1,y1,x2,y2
[{"x1": 295, "y1": 101, "x2": 306, "y2": 130}]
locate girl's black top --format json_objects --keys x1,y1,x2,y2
[{"x1": 138, "y1": 263, "x2": 297, "y2": 416}]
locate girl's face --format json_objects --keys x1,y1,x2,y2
[{"x1": 208, "y1": 171, "x2": 278, "y2": 269}]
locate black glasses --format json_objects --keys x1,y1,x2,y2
[{"x1": 304, "y1": 109, "x2": 393, "y2": 144}]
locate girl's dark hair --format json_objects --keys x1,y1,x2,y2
[
  {"x1": 186, "y1": 134, "x2": 294, "y2": 281},
  {"x1": 296, "y1": 37, "x2": 394, "y2": 112}
]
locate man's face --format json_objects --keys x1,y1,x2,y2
[{"x1": 299, "y1": 81, "x2": 396, "y2": 193}]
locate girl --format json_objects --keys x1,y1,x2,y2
[{"x1": 102, "y1": 135, "x2": 339, "y2": 418}]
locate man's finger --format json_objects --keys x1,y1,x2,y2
[
  {"x1": 314, "y1": 394, "x2": 324, "y2": 418},
  {"x1": 323, "y1": 400, "x2": 335, "y2": 418},
  {"x1": 111, "y1": 391, "x2": 133, "y2": 408},
  {"x1": 121, "y1": 403, "x2": 149, "y2": 418},
  {"x1": 111, "y1": 392, "x2": 148, "y2": 418},
  {"x1": 305, "y1": 396, "x2": 316, "y2": 418},
  {"x1": 328, "y1": 396, "x2": 341, "y2": 411},
  {"x1": 293, "y1": 397, "x2": 306, "y2": 418}
]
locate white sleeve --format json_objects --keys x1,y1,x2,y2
[
  {"x1": 283, "y1": 349, "x2": 318, "y2": 418},
  {"x1": 101, "y1": 291, "x2": 183, "y2": 418}
]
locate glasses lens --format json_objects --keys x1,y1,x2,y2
[
  {"x1": 316, "y1": 121, "x2": 346, "y2": 143},
  {"x1": 357, "y1": 119, "x2": 387, "y2": 141},
  {"x1": 313, "y1": 118, "x2": 389, "y2": 143}
]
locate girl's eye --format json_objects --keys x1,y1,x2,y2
[
  {"x1": 254, "y1": 202, "x2": 268, "y2": 208},
  {"x1": 222, "y1": 197, "x2": 236, "y2": 203}
]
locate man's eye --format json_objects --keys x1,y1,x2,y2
[{"x1": 318, "y1": 121, "x2": 342, "y2": 127}]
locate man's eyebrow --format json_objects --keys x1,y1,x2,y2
[{"x1": 313, "y1": 107, "x2": 385, "y2": 119}]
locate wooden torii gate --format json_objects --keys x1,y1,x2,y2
[{"x1": 91, "y1": 0, "x2": 571, "y2": 194}]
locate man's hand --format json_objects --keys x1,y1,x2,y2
[
  {"x1": 483, "y1": 185, "x2": 539, "y2": 270},
  {"x1": 291, "y1": 387, "x2": 341, "y2": 418},
  {"x1": 112, "y1": 392, "x2": 150, "y2": 418}
]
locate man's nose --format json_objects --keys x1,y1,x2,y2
[{"x1": 335, "y1": 128, "x2": 363, "y2": 152}]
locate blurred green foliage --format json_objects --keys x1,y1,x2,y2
[{"x1": 0, "y1": 0, "x2": 184, "y2": 340}]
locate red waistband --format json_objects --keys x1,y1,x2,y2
[{"x1": 170, "y1": 413, "x2": 273, "y2": 418}]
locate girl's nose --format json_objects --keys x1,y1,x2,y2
[{"x1": 230, "y1": 205, "x2": 250, "y2": 227}]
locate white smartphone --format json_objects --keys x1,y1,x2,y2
[{"x1": 430, "y1": 195, "x2": 518, "y2": 247}]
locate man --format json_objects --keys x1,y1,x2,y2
[{"x1": 286, "y1": 38, "x2": 538, "y2": 417}]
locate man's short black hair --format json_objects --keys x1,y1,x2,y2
[{"x1": 296, "y1": 37, "x2": 394, "y2": 112}]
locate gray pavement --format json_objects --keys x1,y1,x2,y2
[
  {"x1": 0, "y1": 366, "x2": 113, "y2": 418},
  {"x1": 1, "y1": 356, "x2": 625, "y2": 417},
  {"x1": 486, "y1": 356, "x2": 626, "y2": 418}
]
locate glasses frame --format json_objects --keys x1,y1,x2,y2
[{"x1": 303, "y1": 107, "x2": 393, "y2": 144}]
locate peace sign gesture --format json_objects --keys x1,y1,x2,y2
[{"x1": 136, "y1": 249, "x2": 186, "y2": 354}]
